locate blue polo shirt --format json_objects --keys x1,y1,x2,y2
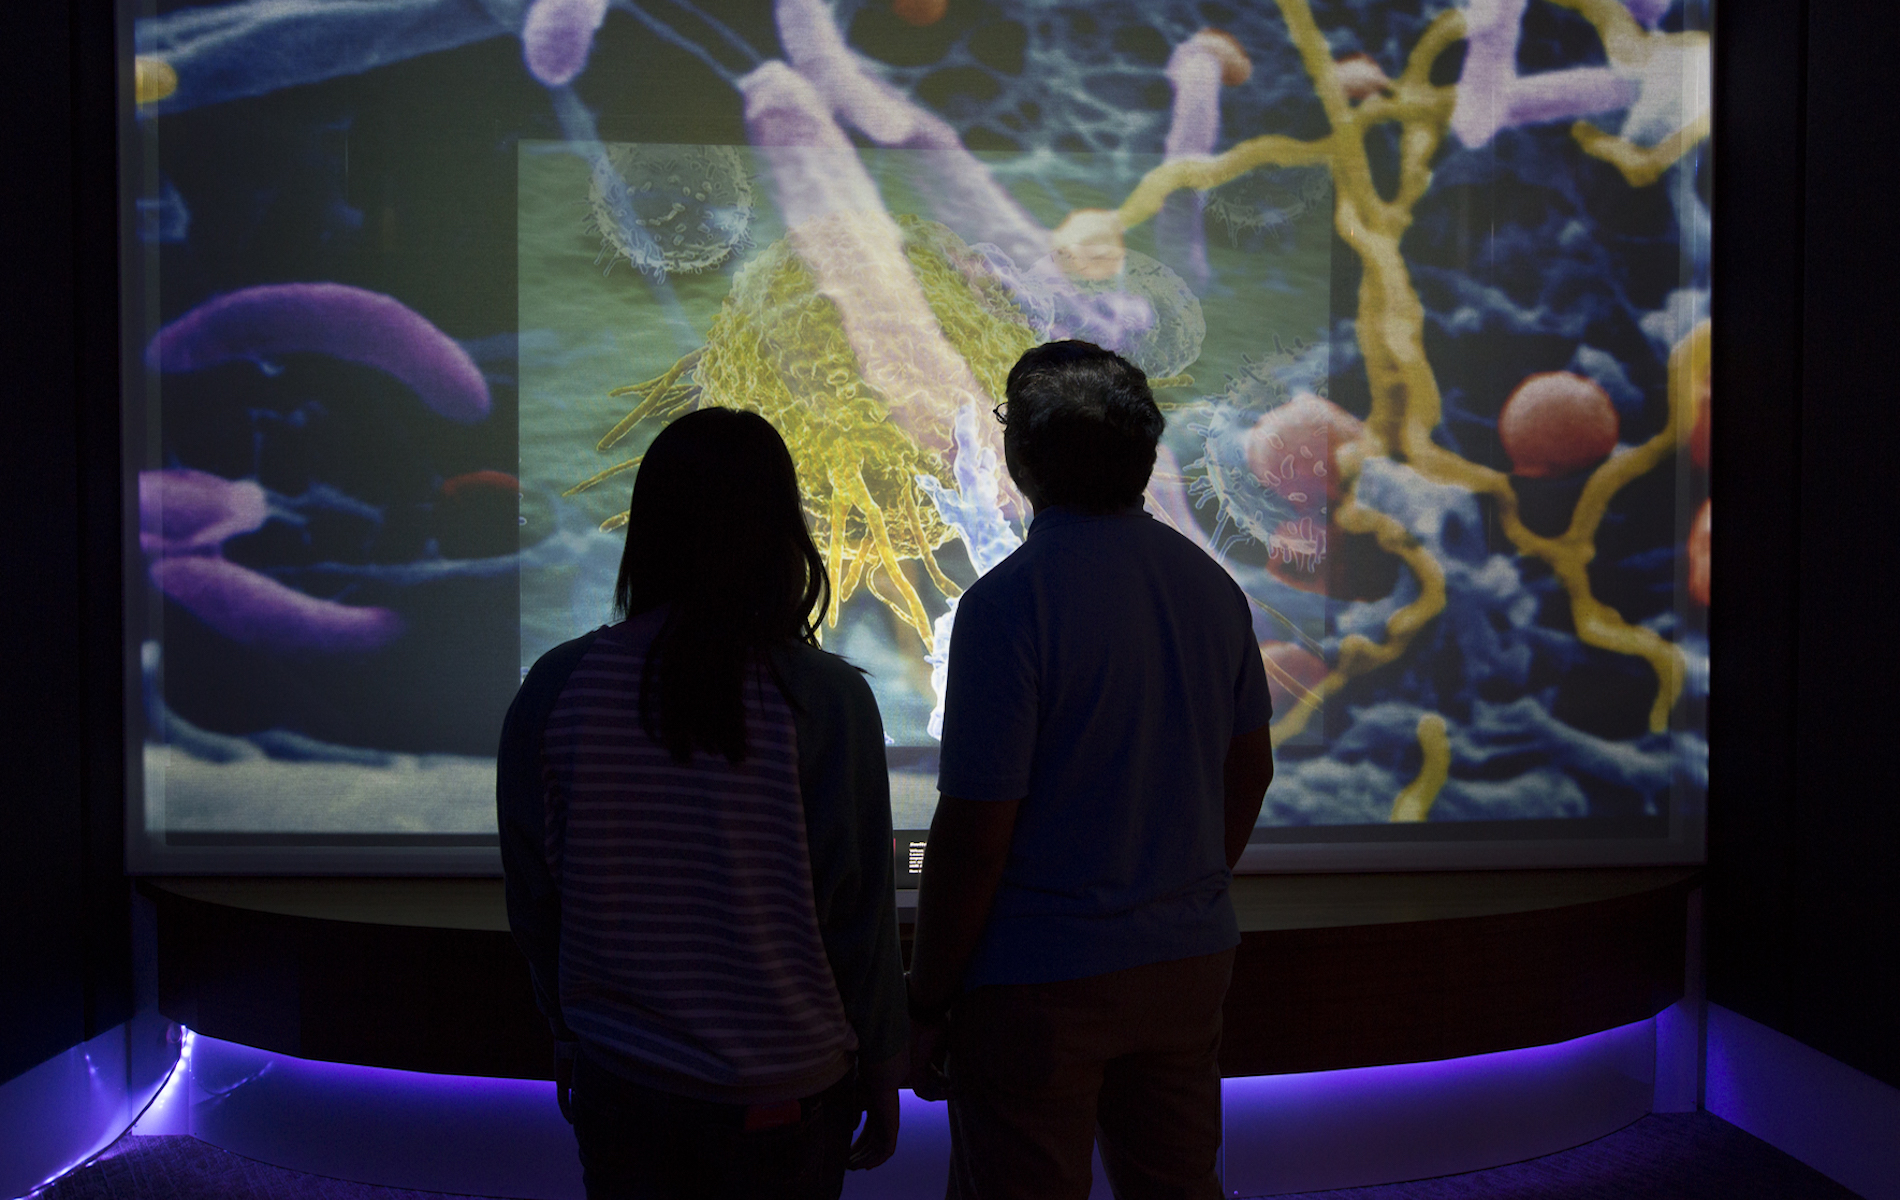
[{"x1": 937, "y1": 504, "x2": 1274, "y2": 989}]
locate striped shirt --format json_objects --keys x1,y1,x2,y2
[{"x1": 537, "y1": 614, "x2": 855, "y2": 1101}]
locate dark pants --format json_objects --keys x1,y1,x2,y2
[
  {"x1": 945, "y1": 948, "x2": 1235, "y2": 1200},
  {"x1": 570, "y1": 1052, "x2": 858, "y2": 1200}
]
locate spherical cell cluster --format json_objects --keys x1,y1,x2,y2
[
  {"x1": 1205, "y1": 166, "x2": 1331, "y2": 249},
  {"x1": 1059, "y1": 249, "x2": 1205, "y2": 378},
  {"x1": 588, "y1": 143, "x2": 755, "y2": 278},
  {"x1": 1244, "y1": 392, "x2": 1362, "y2": 514},
  {"x1": 1185, "y1": 342, "x2": 1340, "y2": 557},
  {"x1": 1497, "y1": 371, "x2": 1619, "y2": 478}
]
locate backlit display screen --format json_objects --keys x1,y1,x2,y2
[{"x1": 123, "y1": 0, "x2": 1710, "y2": 871}]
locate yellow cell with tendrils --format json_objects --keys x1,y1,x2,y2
[{"x1": 568, "y1": 214, "x2": 1038, "y2": 649}]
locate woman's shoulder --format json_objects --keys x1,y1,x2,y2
[
  {"x1": 529, "y1": 625, "x2": 612, "y2": 673},
  {"x1": 516, "y1": 625, "x2": 614, "y2": 701}
]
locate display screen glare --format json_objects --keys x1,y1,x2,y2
[{"x1": 124, "y1": 0, "x2": 1711, "y2": 871}]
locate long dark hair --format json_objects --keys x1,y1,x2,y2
[{"x1": 614, "y1": 408, "x2": 829, "y2": 763}]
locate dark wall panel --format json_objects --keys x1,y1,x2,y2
[
  {"x1": 0, "y1": 0, "x2": 130, "y2": 1085},
  {"x1": 1786, "y1": 0, "x2": 1900, "y2": 1086},
  {"x1": 1707, "y1": 0, "x2": 1900, "y2": 1088}
]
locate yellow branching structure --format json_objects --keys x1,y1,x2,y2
[
  {"x1": 1110, "y1": 0, "x2": 1709, "y2": 780},
  {"x1": 573, "y1": 216, "x2": 1036, "y2": 650},
  {"x1": 1391, "y1": 713, "x2": 1452, "y2": 822}
]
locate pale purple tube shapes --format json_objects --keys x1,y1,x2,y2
[
  {"x1": 774, "y1": 0, "x2": 1051, "y2": 271},
  {"x1": 1452, "y1": 0, "x2": 1640, "y2": 149},
  {"x1": 521, "y1": 0, "x2": 610, "y2": 87},
  {"x1": 139, "y1": 467, "x2": 404, "y2": 653},
  {"x1": 741, "y1": 61, "x2": 889, "y2": 227},
  {"x1": 145, "y1": 283, "x2": 490, "y2": 424},
  {"x1": 1158, "y1": 34, "x2": 1229, "y2": 291},
  {"x1": 739, "y1": 62, "x2": 1002, "y2": 465}
]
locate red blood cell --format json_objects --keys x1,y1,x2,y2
[
  {"x1": 1260, "y1": 640, "x2": 1328, "y2": 716},
  {"x1": 1687, "y1": 498, "x2": 1710, "y2": 606},
  {"x1": 1244, "y1": 393, "x2": 1363, "y2": 514},
  {"x1": 442, "y1": 469, "x2": 521, "y2": 500},
  {"x1": 1497, "y1": 371, "x2": 1620, "y2": 478},
  {"x1": 892, "y1": 0, "x2": 947, "y2": 27},
  {"x1": 1334, "y1": 52, "x2": 1392, "y2": 102},
  {"x1": 1688, "y1": 375, "x2": 1710, "y2": 471}
]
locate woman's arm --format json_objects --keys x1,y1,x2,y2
[{"x1": 775, "y1": 644, "x2": 911, "y2": 1088}]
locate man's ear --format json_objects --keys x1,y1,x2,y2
[{"x1": 1004, "y1": 446, "x2": 1042, "y2": 510}]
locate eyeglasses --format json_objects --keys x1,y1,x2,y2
[{"x1": 991, "y1": 400, "x2": 1009, "y2": 425}]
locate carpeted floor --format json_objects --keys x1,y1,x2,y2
[{"x1": 39, "y1": 1112, "x2": 1862, "y2": 1200}]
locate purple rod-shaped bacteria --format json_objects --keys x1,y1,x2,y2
[
  {"x1": 151, "y1": 556, "x2": 404, "y2": 653},
  {"x1": 521, "y1": 0, "x2": 610, "y2": 87},
  {"x1": 146, "y1": 283, "x2": 490, "y2": 424},
  {"x1": 139, "y1": 467, "x2": 404, "y2": 653},
  {"x1": 139, "y1": 468, "x2": 268, "y2": 558}
]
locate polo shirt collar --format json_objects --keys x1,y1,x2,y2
[{"x1": 1027, "y1": 503, "x2": 1153, "y2": 536}]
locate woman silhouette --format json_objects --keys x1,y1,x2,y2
[{"x1": 500, "y1": 407, "x2": 906, "y2": 1199}]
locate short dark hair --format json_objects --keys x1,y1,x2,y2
[{"x1": 1000, "y1": 341, "x2": 1164, "y2": 512}]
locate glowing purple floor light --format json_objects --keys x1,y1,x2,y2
[{"x1": 136, "y1": 1019, "x2": 1660, "y2": 1200}]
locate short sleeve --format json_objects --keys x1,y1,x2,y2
[
  {"x1": 937, "y1": 579, "x2": 1039, "y2": 802},
  {"x1": 1233, "y1": 593, "x2": 1274, "y2": 736}
]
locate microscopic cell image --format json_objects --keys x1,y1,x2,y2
[{"x1": 123, "y1": 0, "x2": 1710, "y2": 867}]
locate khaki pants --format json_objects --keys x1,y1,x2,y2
[{"x1": 944, "y1": 947, "x2": 1234, "y2": 1200}]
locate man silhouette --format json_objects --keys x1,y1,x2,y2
[{"x1": 907, "y1": 341, "x2": 1276, "y2": 1200}]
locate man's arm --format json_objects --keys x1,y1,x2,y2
[
  {"x1": 1223, "y1": 723, "x2": 1275, "y2": 869},
  {"x1": 906, "y1": 794, "x2": 1022, "y2": 1021}
]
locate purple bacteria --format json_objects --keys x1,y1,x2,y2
[
  {"x1": 138, "y1": 469, "x2": 268, "y2": 558},
  {"x1": 139, "y1": 466, "x2": 404, "y2": 653},
  {"x1": 145, "y1": 283, "x2": 491, "y2": 424},
  {"x1": 521, "y1": 0, "x2": 610, "y2": 88},
  {"x1": 149, "y1": 556, "x2": 404, "y2": 653}
]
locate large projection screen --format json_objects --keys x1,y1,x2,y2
[{"x1": 122, "y1": 0, "x2": 1711, "y2": 873}]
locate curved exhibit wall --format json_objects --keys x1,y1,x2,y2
[
  {"x1": 122, "y1": 0, "x2": 1712, "y2": 874},
  {"x1": 0, "y1": 1014, "x2": 180, "y2": 1200},
  {"x1": 165, "y1": 1020, "x2": 1655, "y2": 1200}
]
